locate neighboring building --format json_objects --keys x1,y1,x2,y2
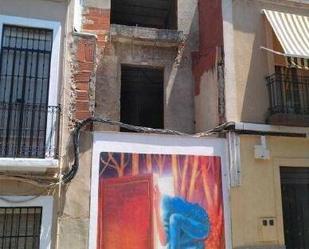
[
  {"x1": 0, "y1": 0, "x2": 71, "y2": 248},
  {"x1": 194, "y1": 0, "x2": 309, "y2": 249},
  {"x1": 0, "y1": 0, "x2": 308, "y2": 249}
]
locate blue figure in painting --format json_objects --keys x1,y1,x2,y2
[{"x1": 154, "y1": 186, "x2": 210, "y2": 249}]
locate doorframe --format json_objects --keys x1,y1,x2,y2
[
  {"x1": 89, "y1": 132, "x2": 233, "y2": 249},
  {"x1": 273, "y1": 158, "x2": 309, "y2": 246}
]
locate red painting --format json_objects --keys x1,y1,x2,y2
[{"x1": 97, "y1": 153, "x2": 225, "y2": 249}]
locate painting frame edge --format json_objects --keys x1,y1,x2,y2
[{"x1": 89, "y1": 131, "x2": 232, "y2": 249}]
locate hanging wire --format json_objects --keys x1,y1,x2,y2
[
  {"x1": 0, "y1": 116, "x2": 231, "y2": 187},
  {"x1": 61, "y1": 116, "x2": 231, "y2": 183},
  {"x1": 61, "y1": 117, "x2": 187, "y2": 183}
]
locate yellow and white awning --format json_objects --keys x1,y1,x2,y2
[{"x1": 262, "y1": 9, "x2": 309, "y2": 69}]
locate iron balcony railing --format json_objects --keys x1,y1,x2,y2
[
  {"x1": 266, "y1": 73, "x2": 309, "y2": 115},
  {"x1": 0, "y1": 103, "x2": 60, "y2": 159}
]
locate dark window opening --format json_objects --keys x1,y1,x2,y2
[
  {"x1": 0, "y1": 207, "x2": 43, "y2": 249},
  {"x1": 111, "y1": 0, "x2": 177, "y2": 30},
  {"x1": 120, "y1": 66, "x2": 164, "y2": 131}
]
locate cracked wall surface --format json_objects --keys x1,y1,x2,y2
[{"x1": 95, "y1": 40, "x2": 195, "y2": 133}]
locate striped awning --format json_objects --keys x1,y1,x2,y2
[{"x1": 262, "y1": 9, "x2": 309, "y2": 69}]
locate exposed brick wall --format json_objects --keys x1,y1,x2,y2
[
  {"x1": 83, "y1": 7, "x2": 110, "y2": 49},
  {"x1": 70, "y1": 6, "x2": 111, "y2": 123},
  {"x1": 192, "y1": 0, "x2": 223, "y2": 96},
  {"x1": 73, "y1": 37, "x2": 96, "y2": 121}
]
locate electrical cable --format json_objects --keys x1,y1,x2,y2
[
  {"x1": 2, "y1": 115, "x2": 305, "y2": 186},
  {"x1": 61, "y1": 116, "x2": 230, "y2": 184},
  {"x1": 0, "y1": 116, "x2": 230, "y2": 186},
  {"x1": 194, "y1": 121, "x2": 235, "y2": 137}
]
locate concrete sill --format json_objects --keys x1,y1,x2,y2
[
  {"x1": 110, "y1": 24, "x2": 184, "y2": 47},
  {"x1": 0, "y1": 158, "x2": 58, "y2": 172}
]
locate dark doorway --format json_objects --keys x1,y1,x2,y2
[
  {"x1": 120, "y1": 66, "x2": 164, "y2": 131},
  {"x1": 280, "y1": 167, "x2": 309, "y2": 249},
  {"x1": 111, "y1": 0, "x2": 177, "y2": 29}
]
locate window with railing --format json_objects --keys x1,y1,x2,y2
[
  {"x1": 0, "y1": 25, "x2": 60, "y2": 159},
  {"x1": 266, "y1": 66, "x2": 309, "y2": 116}
]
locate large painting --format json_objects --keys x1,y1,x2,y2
[{"x1": 97, "y1": 152, "x2": 225, "y2": 249}]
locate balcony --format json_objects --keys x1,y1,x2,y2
[
  {"x1": 266, "y1": 72, "x2": 309, "y2": 126},
  {"x1": 110, "y1": 24, "x2": 184, "y2": 48},
  {"x1": 0, "y1": 103, "x2": 60, "y2": 160}
]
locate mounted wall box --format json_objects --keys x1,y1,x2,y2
[
  {"x1": 254, "y1": 136, "x2": 270, "y2": 160},
  {"x1": 258, "y1": 217, "x2": 277, "y2": 242},
  {"x1": 254, "y1": 145, "x2": 270, "y2": 159}
]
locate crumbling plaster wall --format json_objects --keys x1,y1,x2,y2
[
  {"x1": 58, "y1": 0, "x2": 199, "y2": 248},
  {"x1": 57, "y1": 1, "x2": 102, "y2": 249},
  {"x1": 178, "y1": 0, "x2": 199, "y2": 36},
  {"x1": 93, "y1": 0, "x2": 198, "y2": 133},
  {"x1": 195, "y1": 67, "x2": 220, "y2": 132},
  {"x1": 61, "y1": 2, "x2": 201, "y2": 246},
  {"x1": 95, "y1": 41, "x2": 196, "y2": 133},
  {"x1": 57, "y1": 0, "x2": 116, "y2": 248},
  {"x1": 57, "y1": 132, "x2": 93, "y2": 249},
  {"x1": 193, "y1": 0, "x2": 224, "y2": 132}
]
